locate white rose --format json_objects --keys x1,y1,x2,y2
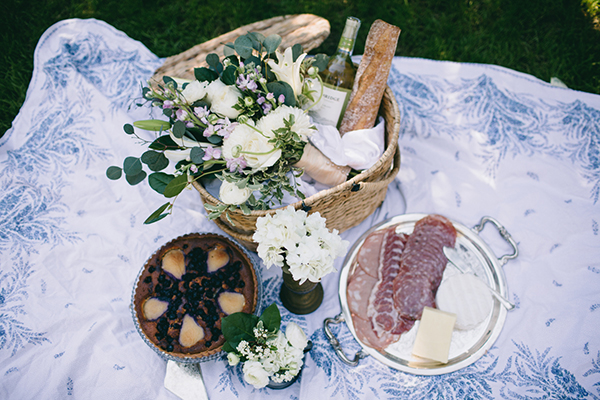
[
  {"x1": 222, "y1": 122, "x2": 281, "y2": 172},
  {"x1": 267, "y1": 47, "x2": 307, "y2": 98},
  {"x1": 242, "y1": 361, "x2": 271, "y2": 389},
  {"x1": 285, "y1": 322, "x2": 308, "y2": 350},
  {"x1": 227, "y1": 352, "x2": 240, "y2": 366},
  {"x1": 219, "y1": 180, "x2": 252, "y2": 205},
  {"x1": 207, "y1": 79, "x2": 242, "y2": 119},
  {"x1": 181, "y1": 80, "x2": 209, "y2": 103}
]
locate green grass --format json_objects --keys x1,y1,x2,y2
[{"x1": 2, "y1": 0, "x2": 600, "y2": 138}]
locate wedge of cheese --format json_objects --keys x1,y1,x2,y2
[{"x1": 412, "y1": 307, "x2": 456, "y2": 364}]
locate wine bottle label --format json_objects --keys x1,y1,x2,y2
[{"x1": 309, "y1": 83, "x2": 352, "y2": 128}]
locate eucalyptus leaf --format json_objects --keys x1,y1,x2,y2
[
  {"x1": 312, "y1": 54, "x2": 330, "y2": 73},
  {"x1": 144, "y1": 202, "x2": 171, "y2": 224},
  {"x1": 125, "y1": 170, "x2": 146, "y2": 185},
  {"x1": 224, "y1": 54, "x2": 239, "y2": 67},
  {"x1": 190, "y1": 146, "x2": 205, "y2": 164},
  {"x1": 149, "y1": 135, "x2": 180, "y2": 151},
  {"x1": 123, "y1": 124, "x2": 135, "y2": 135},
  {"x1": 258, "y1": 303, "x2": 281, "y2": 332},
  {"x1": 243, "y1": 55, "x2": 262, "y2": 69},
  {"x1": 123, "y1": 157, "x2": 143, "y2": 176},
  {"x1": 194, "y1": 67, "x2": 219, "y2": 83},
  {"x1": 248, "y1": 32, "x2": 266, "y2": 50},
  {"x1": 106, "y1": 166, "x2": 122, "y2": 180},
  {"x1": 172, "y1": 120, "x2": 186, "y2": 139},
  {"x1": 263, "y1": 34, "x2": 282, "y2": 55},
  {"x1": 141, "y1": 150, "x2": 169, "y2": 171},
  {"x1": 207, "y1": 135, "x2": 222, "y2": 145},
  {"x1": 223, "y1": 43, "x2": 236, "y2": 57},
  {"x1": 221, "y1": 65, "x2": 237, "y2": 85},
  {"x1": 163, "y1": 173, "x2": 188, "y2": 198},
  {"x1": 234, "y1": 35, "x2": 254, "y2": 59},
  {"x1": 292, "y1": 43, "x2": 303, "y2": 61},
  {"x1": 148, "y1": 172, "x2": 175, "y2": 194},
  {"x1": 163, "y1": 76, "x2": 177, "y2": 88},
  {"x1": 206, "y1": 53, "x2": 221, "y2": 69},
  {"x1": 266, "y1": 81, "x2": 296, "y2": 107}
]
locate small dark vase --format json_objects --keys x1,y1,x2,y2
[
  {"x1": 266, "y1": 341, "x2": 313, "y2": 390},
  {"x1": 279, "y1": 269, "x2": 323, "y2": 315}
]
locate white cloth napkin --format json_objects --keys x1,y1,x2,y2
[{"x1": 310, "y1": 117, "x2": 386, "y2": 170}]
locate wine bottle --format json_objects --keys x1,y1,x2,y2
[{"x1": 310, "y1": 17, "x2": 361, "y2": 129}]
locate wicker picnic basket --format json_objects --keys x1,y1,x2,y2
[{"x1": 153, "y1": 15, "x2": 401, "y2": 252}]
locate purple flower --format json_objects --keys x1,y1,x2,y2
[
  {"x1": 226, "y1": 156, "x2": 247, "y2": 173},
  {"x1": 236, "y1": 75, "x2": 258, "y2": 92},
  {"x1": 202, "y1": 145, "x2": 222, "y2": 161},
  {"x1": 266, "y1": 93, "x2": 274, "y2": 100},
  {"x1": 190, "y1": 164, "x2": 199, "y2": 173},
  {"x1": 278, "y1": 94, "x2": 286, "y2": 103},
  {"x1": 176, "y1": 108, "x2": 188, "y2": 121},
  {"x1": 257, "y1": 96, "x2": 265, "y2": 105},
  {"x1": 163, "y1": 100, "x2": 174, "y2": 109},
  {"x1": 194, "y1": 105, "x2": 209, "y2": 119},
  {"x1": 203, "y1": 124, "x2": 216, "y2": 137},
  {"x1": 262, "y1": 103, "x2": 273, "y2": 114}
]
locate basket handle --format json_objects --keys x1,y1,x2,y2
[
  {"x1": 323, "y1": 313, "x2": 368, "y2": 367},
  {"x1": 472, "y1": 216, "x2": 519, "y2": 266}
]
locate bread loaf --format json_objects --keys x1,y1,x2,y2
[{"x1": 339, "y1": 20, "x2": 401, "y2": 135}]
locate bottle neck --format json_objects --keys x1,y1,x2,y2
[
  {"x1": 336, "y1": 17, "x2": 360, "y2": 57},
  {"x1": 336, "y1": 36, "x2": 356, "y2": 56}
]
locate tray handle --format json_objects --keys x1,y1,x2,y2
[
  {"x1": 472, "y1": 216, "x2": 519, "y2": 266},
  {"x1": 323, "y1": 313, "x2": 367, "y2": 367}
]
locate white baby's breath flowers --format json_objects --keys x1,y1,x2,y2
[{"x1": 252, "y1": 206, "x2": 349, "y2": 284}]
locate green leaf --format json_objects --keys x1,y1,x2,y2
[
  {"x1": 163, "y1": 173, "x2": 188, "y2": 198},
  {"x1": 172, "y1": 120, "x2": 186, "y2": 139},
  {"x1": 266, "y1": 81, "x2": 296, "y2": 107},
  {"x1": 143, "y1": 202, "x2": 171, "y2": 224},
  {"x1": 223, "y1": 43, "x2": 236, "y2": 57},
  {"x1": 312, "y1": 54, "x2": 329, "y2": 73},
  {"x1": 221, "y1": 312, "x2": 259, "y2": 348},
  {"x1": 221, "y1": 65, "x2": 237, "y2": 85},
  {"x1": 163, "y1": 75, "x2": 177, "y2": 88},
  {"x1": 141, "y1": 150, "x2": 169, "y2": 171},
  {"x1": 244, "y1": 55, "x2": 262, "y2": 69},
  {"x1": 125, "y1": 170, "x2": 146, "y2": 185},
  {"x1": 292, "y1": 43, "x2": 303, "y2": 61},
  {"x1": 106, "y1": 166, "x2": 122, "y2": 180},
  {"x1": 148, "y1": 172, "x2": 175, "y2": 194},
  {"x1": 221, "y1": 341, "x2": 235, "y2": 353},
  {"x1": 190, "y1": 146, "x2": 205, "y2": 164},
  {"x1": 259, "y1": 303, "x2": 281, "y2": 332},
  {"x1": 123, "y1": 123, "x2": 135, "y2": 135},
  {"x1": 149, "y1": 135, "x2": 180, "y2": 151},
  {"x1": 194, "y1": 67, "x2": 219, "y2": 83},
  {"x1": 234, "y1": 35, "x2": 254, "y2": 59},
  {"x1": 206, "y1": 53, "x2": 221, "y2": 70},
  {"x1": 133, "y1": 119, "x2": 171, "y2": 131},
  {"x1": 263, "y1": 34, "x2": 282, "y2": 55},
  {"x1": 123, "y1": 156, "x2": 143, "y2": 176},
  {"x1": 240, "y1": 203, "x2": 251, "y2": 214},
  {"x1": 207, "y1": 135, "x2": 222, "y2": 145}
]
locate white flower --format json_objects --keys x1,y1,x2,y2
[
  {"x1": 285, "y1": 322, "x2": 308, "y2": 350},
  {"x1": 243, "y1": 361, "x2": 271, "y2": 389},
  {"x1": 257, "y1": 105, "x2": 314, "y2": 141},
  {"x1": 227, "y1": 352, "x2": 240, "y2": 366},
  {"x1": 222, "y1": 122, "x2": 281, "y2": 172},
  {"x1": 181, "y1": 80, "x2": 209, "y2": 103},
  {"x1": 267, "y1": 47, "x2": 307, "y2": 98},
  {"x1": 206, "y1": 79, "x2": 242, "y2": 119},
  {"x1": 219, "y1": 180, "x2": 252, "y2": 205},
  {"x1": 163, "y1": 148, "x2": 191, "y2": 163}
]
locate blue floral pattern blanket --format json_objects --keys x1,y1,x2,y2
[{"x1": 1, "y1": 18, "x2": 599, "y2": 399}]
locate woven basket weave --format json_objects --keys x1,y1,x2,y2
[{"x1": 191, "y1": 86, "x2": 400, "y2": 252}]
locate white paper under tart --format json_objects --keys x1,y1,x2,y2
[
  {"x1": 411, "y1": 307, "x2": 457, "y2": 364},
  {"x1": 164, "y1": 361, "x2": 209, "y2": 400}
]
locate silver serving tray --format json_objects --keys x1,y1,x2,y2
[{"x1": 324, "y1": 213, "x2": 518, "y2": 375}]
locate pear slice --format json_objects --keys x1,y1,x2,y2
[
  {"x1": 179, "y1": 314, "x2": 205, "y2": 348},
  {"x1": 162, "y1": 249, "x2": 186, "y2": 280},
  {"x1": 207, "y1": 244, "x2": 229, "y2": 272},
  {"x1": 142, "y1": 297, "x2": 169, "y2": 321},
  {"x1": 218, "y1": 292, "x2": 246, "y2": 315}
]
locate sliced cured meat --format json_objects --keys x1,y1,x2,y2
[
  {"x1": 366, "y1": 227, "x2": 409, "y2": 339},
  {"x1": 393, "y1": 214, "x2": 456, "y2": 320},
  {"x1": 355, "y1": 229, "x2": 386, "y2": 279},
  {"x1": 347, "y1": 262, "x2": 378, "y2": 318}
]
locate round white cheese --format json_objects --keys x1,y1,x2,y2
[{"x1": 436, "y1": 273, "x2": 493, "y2": 330}]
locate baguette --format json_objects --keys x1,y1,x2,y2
[{"x1": 339, "y1": 20, "x2": 401, "y2": 135}]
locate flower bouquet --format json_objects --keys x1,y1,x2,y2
[
  {"x1": 106, "y1": 32, "x2": 329, "y2": 224},
  {"x1": 252, "y1": 206, "x2": 348, "y2": 314},
  {"x1": 222, "y1": 303, "x2": 311, "y2": 389}
]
